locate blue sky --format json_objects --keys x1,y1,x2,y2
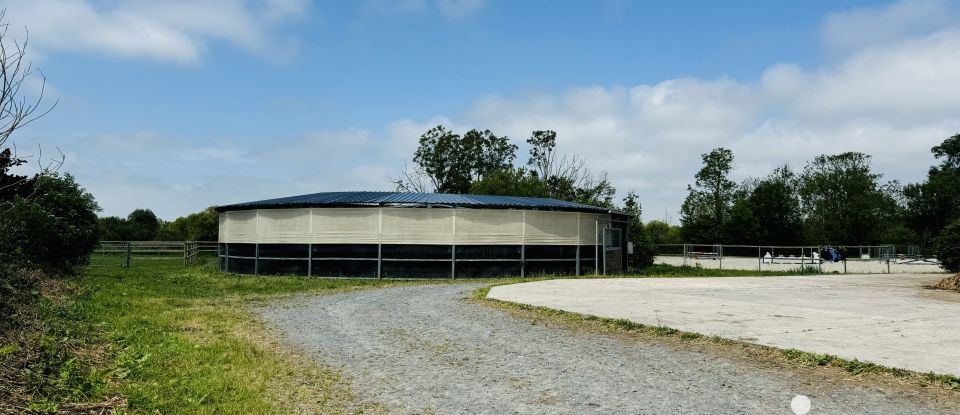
[{"x1": 4, "y1": 0, "x2": 960, "y2": 220}]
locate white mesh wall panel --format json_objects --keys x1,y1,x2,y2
[
  {"x1": 381, "y1": 208, "x2": 454, "y2": 244},
  {"x1": 220, "y1": 207, "x2": 611, "y2": 246},
  {"x1": 224, "y1": 210, "x2": 258, "y2": 242},
  {"x1": 218, "y1": 213, "x2": 227, "y2": 242},
  {"x1": 579, "y1": 214, "x2": 604, "y2": 245},
  {"x1": 257, "y1": 209, "x2": 311, "y2": 243},
  {"x1": 523, "y1": 211, "x2": 580, "y2": 245},
  {"x1": 310, "y1": 208, "x2": 380, "y2": 243},
  {"x1": 454, "y1": 208, "x2": 523, "y2": 245}
]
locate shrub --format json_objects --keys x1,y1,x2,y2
[
  {"x1": 937, "y1": 219, "x2": 960, "y2": 272},
  {"x1": 633, "y1": 223, "x2": 657, "y2": 268},
  {"x1": 0, "y1": 173, "x2": 100, "y2": 270},
  {"x1": 936, "y1": 219, "x2": 960, "y2": 272}
]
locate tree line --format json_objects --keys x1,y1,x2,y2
[
  {"x1": 394, "y1": 125, "x2": 656, "y2": 266},
  {"x1": 677, "y1": 134, "x2": 960, "y2": 249},
  {"x1": 98, "y1": 207, "x2": 219, "y2": 241}
]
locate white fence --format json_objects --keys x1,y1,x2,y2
[{"x1": 653, "y1": 244, "x2": 943, "y2": 274}]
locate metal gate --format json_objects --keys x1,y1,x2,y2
[{"x1": 602, "y1": 227, "x2": 623, "y2": 275}]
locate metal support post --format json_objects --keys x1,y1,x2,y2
[
  {"x1": 124, "y1": 242, "x2": 131, "y2": 269},
  {"x1": 595, "y1": 219, "x2": 600, "y2": 275},
  {"x1": 576, "y1": 245, "x2": 581, "y2": 276},
  {"x1": 718, "y1": 244, "x2": 723, "y2": 274},
  {"x1": 451, "y1": 209, "x2": 456, "y2": 280},
  {"x1": 800, "y1": 247, "x2": 805, "y2": 273},
  {"x1": 377, "y1": 243, "x2": 383, "y2": 279}
]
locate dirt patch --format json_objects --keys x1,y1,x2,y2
[{"x1": 930, "y1": 274, "x2": 960, "y2": 292}]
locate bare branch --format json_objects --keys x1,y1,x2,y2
[
  {"x1": 388, "y1": 161, "x2": 431, "y2": 193},
  {"x1": 0, "y1": 13, "x2": 56, "y2": 150}
]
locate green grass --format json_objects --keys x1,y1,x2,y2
[
  {"x1": 22, "y1": 259, "x2": 841, "y2": 413},
  {"x1": 31, "y1": 262, "x2": 417, "y2": 414},
  {"x1": 630, "y1": 263, "x2": 822, "y2": 277}
]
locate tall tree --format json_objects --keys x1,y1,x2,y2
[
  {"x1": 904, "y1": 133, "x2": 960, "y2": 247},
  {"x1": 527, "y1": 130, "x2": 557, "y2": 179},
  {"x1": 160, "y1": 207, "x2": 219, "y2": 241},
  {"x1": 746, "y1": 166, "x2": 803, "y2": 245},
  {"x1": 645, "y1": 220, "x2": 682, "y2": 245},
  {"x1": 412, "y1": 125, "x2": 468, "y2": 193},
  {"x1": 680, "y1": 148, "x2": 736, "y2": 243},
  {"x1": 407, "y1": 125, "x2": 517, "y2": 194},
  {"x1": 798, "y1": 152, "x2": 898, "y2": 244},
  {"x1": 0, "y1": 9, "x2": 55, "y2": 208},
  {"x1": 126, "y1": 208, "x2": 160, "y2": 241},
  {"x1": 623, "y1": 191, "x2": 655, "y2": 267},
  {"x1": 461, "y1": 129, "x2": 517, "y2": 182}
]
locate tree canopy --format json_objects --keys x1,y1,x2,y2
[
  {"x1": 680, "y1": 148, "x2": 736, "y2": 243},
  {"x1": 397, "y1": 125, "x2": 616, "y2": 207}
]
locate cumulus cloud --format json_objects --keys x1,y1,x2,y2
[
  {"x1": 30, "y1": 129, "x2": 394, "y2": 219},
  {"x1": 820, "y1": 0, "x2": 955, "y2": 53},
  {"x1": 2, "y1": 0, "x2": 308, "y2": 64},
  {"x1": 400, "y1": 0, "x2": 960, "y2": 221},
  {"x1": 26, "y1": 0, "x2": 960, "y2": 221}
]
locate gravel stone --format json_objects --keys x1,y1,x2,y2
[{"x1": 254, "y1": 284, "x2": 949, "y2": 414}]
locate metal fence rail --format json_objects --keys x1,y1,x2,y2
[
  {"x1": 90, "y1": 241, "x2": 218, "y2": 268},
  {"x1": 653, "y1": 243, "x2": 940, "y2": 274}
]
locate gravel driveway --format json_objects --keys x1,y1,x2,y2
[{"x1": 255, "y1": 284, "x2": 950, "y2": 414}]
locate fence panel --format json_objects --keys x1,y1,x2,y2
[
  {"x1": 90, "y1": 241, "x2": 218, "y2": 268},
  {"x1": 652, "y1": 243, "x2": 940, "y2": 274}
]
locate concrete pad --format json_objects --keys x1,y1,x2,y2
[{"x1": 487, "y1": 274, "x2": 960, "y2": 377}]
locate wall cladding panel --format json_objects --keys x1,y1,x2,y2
[
  {"x1": 454, "y1": 209, "x2": 523, "y2": 245},
  {"x1": 311, "y1": 208, "x2": 379, "y2": 243},
  {"x1": 258, "y1": 209, "x2": 311, "y2": 243},
  {"x1": 224, "y1": 210, "x2": 258, "y2": 242},
  {"x1": 524, "y1": 211, "x2": 580, "y2": 245},
  {"x1": 380, "y1": 208, "x2": 453, "y2": 244}
]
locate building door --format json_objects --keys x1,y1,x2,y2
[{"x1": 602, "y1": 227, "x2": 623, "y2": 275}]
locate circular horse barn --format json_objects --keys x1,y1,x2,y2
[{"x1": 216, "y1": 192, "x2": 628, "y2": 278}]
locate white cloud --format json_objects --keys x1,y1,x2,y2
[
  {"x1": 402, "y1": 0, "x2": 960, "y2": 222},
  {"x1": 820, "y1": 0, "x2": 955, "y2": 53},
  {"x1": 2, "y1": 0, "x2": 308, "y2": 64},
  {"x1": 19, "y1": 0, "x2": 960, "y2": 222}
]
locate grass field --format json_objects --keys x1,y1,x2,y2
[
  {"x1": 22, "y1": 262, "x2": 419, "y2": 414},
  {"x1": 15, "y1": 261, "x2": 826, "y2": 413}
]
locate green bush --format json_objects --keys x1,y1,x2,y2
[
  {"x1": 633, "y1": 223, "x2": 657, "y2": 268},
  {"x1": 0, "y1": 173, "x2": 100, "y2": 270},
  {"x1": 936, "y1": 219, "x2": 960, "y2": 272}
]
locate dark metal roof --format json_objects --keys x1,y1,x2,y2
[{"x1": 216, "y1": 191, "x2": 613, "y2": 213}]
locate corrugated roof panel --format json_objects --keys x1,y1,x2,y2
[{"x1": 216, "y1": 191, "x2": 611, "y2": 213}]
